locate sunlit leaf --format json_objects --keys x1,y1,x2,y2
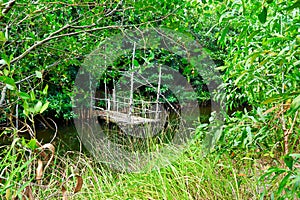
[
  {"x1": 6, "y1": 84, "x2": 14, "y2": 90},
  {"x1": 289, "y1": 153, "x2": 300, "y2": 159},
  {"x1": 3, "y1": 68, "x2": 9, "y2": 76},
  {"x1": 289, "y1": 94, "x2": 300, "y2": 112},
  {"x1": 34, "y1": 101, "x2": 43, "y2": 113},
  {"x1": 0, "y1": 31, "x2": 7, "y2": 42},
  {"x1": 27, "y1": 139, "x2": 38, "y2": 150},
  {"x1": 40, "y1": 101, "x2": 50, "y2": 113},
  {"x1": 23, "y1": 100, "x2": 29, "y2": 116},
  {"x1": 43, "y1": 84, "x2": 48, "y2": 95},
  {"x1": 35, "y1": 71, "x2": 43, "y2": 78},
  {"x1": 30, "y1": 90, "x2": 36, "y2": 101},
  {"x1": 0, "y1": 76, "x2": 16, "y2": 89},
  {"x1": 19, "y1": 92, "x2": 30, "y2": 100}
]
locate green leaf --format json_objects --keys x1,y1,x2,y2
[
  {"x1": 30, "y1": 91, "x2": 36, "y2": 101},
  {"x1": 35, "y1": 71, "x2": 43, "y2": 78},
  {"x1": 258, "y1": 7, "x2": 268, "y2": 24},
  {"x1": 27, "y1": 139, "x2": 38, "y2": 150},
  {"x1": 0, "y1": 31, "x2": 7, "y2": 42},
  {"x1": 234, "y1": 71, "x2": 247, "y2": 86},
  {"x1": 277, "y1": 172, "x2": 292, "y2": 195},
  {"x1": 133, "y1": 59, "x2": 139, "y2": 67},
  {"x1": 43, "y1": 84, "x2": 48, "y2": 95},
  {"x1": 193, "y1": 48, "x2": 201, "y2": 53},
  {"x1": 263, "y1": 92, "x2": 299, "y2": 104},
  {"x1": 283, "y1": 0, "x2": 300, "y2": 11},
  {"x1": 0, "y1": 76, "x2": 16, "y2": 90},
  {"x1": 40, "y1": 101, "x2": 49, "y2": 113},
  {"x1": 34, "y1": 101, "x2": 43, "y2": 113},
  {"x1": 29, "y1": 107, "x2": 35, "y2": 113},
  {"x1": 19, "y1": 92, "x2": 30, "y2": 100},
  {"x1": 3, "y1": 69, "x2": 9, "y2": 76},
  {"x1": 246, "y1": 29, "x2": 260, "y2": 45},
  {"x1": 6, "y1": 84, "x2": 15, "y2": 90},
  {"x1": 23, "y1": 100, "x2": 29, "y2": 116},
  {"x1": 219, "y1": 25, "x2": 229, "y2": 46},
  {"x1": 284, "y1": 155, "x2": 294, "y2": 170},
  {"x1": 289, "y1": 153, "x2": 300, "y2": 159},
  {"x1": 290, "y1": 94, "x2": 300, "y2": 112},
  {"x1": 21, "y1": 137, "x2": 27, "y2": 147}
]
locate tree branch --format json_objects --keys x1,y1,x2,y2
[
  {"x1": 1, "y1": 0, "x2": 15, "y2": 16},
  {"x1": 0, "y1": 85, "x2": 7, "y2": 107},
  {"x1": 0, "y1": 8, "x2": 174, "y2": 69}
]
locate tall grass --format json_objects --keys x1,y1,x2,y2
[
  {"x1": 1, "y1": 136, "x2": 263, "y2": 200},
  {"x1": 57, "y1": 144, "x2": 259, "y2": 199},
  {"x1": 4, "y1": 128, "x2": 299, "y2": 199}
]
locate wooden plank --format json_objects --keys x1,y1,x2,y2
[{"x1": 93, "y1": 110, "x2": 160, "y2": 125}]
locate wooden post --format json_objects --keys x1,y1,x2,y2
[
  {"x1": 104, "y1": 76, "x2": 107, "y2": 110},
  {"x1": 89, "y1": 74, "x2": 93, "y2": 119},
  {"x1": 142, "y1": 100, "x2": 144, "y2": 117},
  {"x1": 155, "y1": 65, "x2": 162, "y2": 120},
  {"x1": 113, "y1": 79, "x2": 116, "y2": 110},
  {"x1": 129, "y1": 42, "x2": 136, "y2": 118},
  {"x1": 107, "y1": 98, "x2": 110, "y2": 111}
]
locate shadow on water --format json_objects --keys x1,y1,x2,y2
[
  {"x1": 0, "y1": 103, "x2": 213, "y2": 156},
  {"x1": 35, "y1": 124, "x2": 86, "y2": 154},
  {"x1": 34, "y1": 102, "x2": 249, "y2": 153}
]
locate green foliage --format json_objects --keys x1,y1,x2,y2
[
  {"x1": 0, "y1": 137, "x2": 35, "y2": 199},
  {"x1": 0, "y1": 0, "x2": 207, "y2": 121},
  {"x1": 260, "y1": 154, "x2": 300, "y2": 199},
  {"x1": 103, "y1": 48, "x2": 211, "y2": 105},
  {"x1": 214, "y1": 0, "x2": 299, "y2": 109},
  {"x1": 192, "y1": 1, "x2": 300, "y2": 197},
  {"x1": 189, "y1": 0, "x2": 300, "y2": 151},
  {"x1": 0, "y1": 0, "x2": 299, "y2": 198}
]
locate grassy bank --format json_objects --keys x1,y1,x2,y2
[{"x1": 3, "y1": 135, "x2": 296, "y2": 200}]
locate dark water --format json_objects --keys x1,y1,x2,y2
[
  {"x1": 35, "y1": 105, "x2": 212, "y2": 153},
  {"x1": 0, "y1": 105, "x2": 212, "y2": 154},
  {"x1": 2, "y1": 103, "x2": 250, "y2": 154},
  {"x1": 36, "y1": 125, "x2": 82, "y2": 153}
]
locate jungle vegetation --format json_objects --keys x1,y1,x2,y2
[{"x1": 0, "y1": 0, "x2": 299, "y2": 199}]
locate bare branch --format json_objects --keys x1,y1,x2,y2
[
  {"x1": 0, "y1": 7, "x2": 174, "y2": 69},
  {"x1": 104, "y1": 0, "x2": 123, "y2": 17},
  {"x1": 0, "y1": 85, "x2": 7, "y2": 107},
  {"x1": 48, "y1": 24, "x2": 70, "y2": 38},
  {"x1": 69, "y1": 24, "x2": 96, "y2": 29},
  {"x1": 1, "y1": 0, "x2": 16, "y2": 15},
  {"x1": 0, "y1": 25, "x2": 121, "y2": 69},
  {"x1": 47, "y1": 117, "x2": 58, "y2": 143},
  {"x1": 15, "y1": 74, "x2": 35, "y2": 84}
]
